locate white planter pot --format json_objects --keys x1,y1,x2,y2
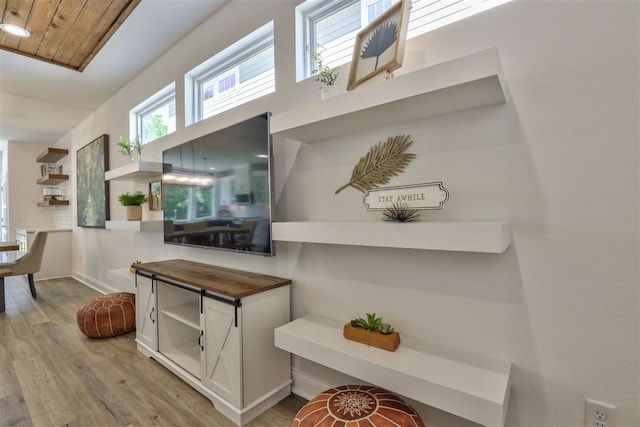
[{"x1": 321, "y1": 85, "x2": 340, "y2": 100}]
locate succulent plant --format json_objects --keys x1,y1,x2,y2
[{"x1": 350, "y1": 312, "x2": 395, "y2": 335}]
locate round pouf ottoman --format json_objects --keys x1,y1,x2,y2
[
  {"x1": 292, "y1": 385, "x2": 425, "y2": 427},
  {"x1": 76, "y1": 292, "x2": 136, "y2": 338}
]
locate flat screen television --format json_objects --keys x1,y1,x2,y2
[{"x1": 162, "y1": 112, "x2": 274, "y2": 256}]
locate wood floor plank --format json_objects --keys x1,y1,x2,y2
[
  {"x1": 0, "y1": 276, "x2": 306, "y2": 427},
  {"x1": 0, "y1": 392, "x2": 32, "y2": 427}
]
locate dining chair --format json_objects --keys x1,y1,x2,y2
[{"x1": 0, "y1": 231, "x2": 48, "y2": 299}]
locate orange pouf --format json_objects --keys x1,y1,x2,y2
[
  {"x1": 292, "y1": 385, "x2": 425, "y2": 427},
  {"x1": 76, "y1": 292, "x2": 135, "y2": 338}
]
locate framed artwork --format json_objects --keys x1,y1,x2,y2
[
  {"x1": 347, "y1": 0, "x2": 411, "y2": 91},
  {"x1": 77, "y1": 134, "x2": 109, "y2": 228},
  {"x1": 149, "y1": 181, "x2": 163, "y2": 211}
]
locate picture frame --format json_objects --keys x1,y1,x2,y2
[
  {"x1": 347, "y1": 0, "x2": 411, "y2": 91},
  {"x1": 77, "y1": 134, "x2": 109, "y2": 228},
  {"x1": 149, "y1": 181, "x2": 163, "y2": 211}
]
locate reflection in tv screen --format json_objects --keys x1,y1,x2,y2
[{"x1": 162, "y1": 112, "x2": 274, "y2": 256}]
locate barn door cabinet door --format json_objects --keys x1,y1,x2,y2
[
  {"x1": 201, "y1": 295, "x2": 242, "y2": 408},
  {"x1": 135, "y1": 274, "x2": 158, "y2": 351}
]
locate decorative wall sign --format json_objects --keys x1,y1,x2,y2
[
  {"x1": 363, "y1": 182, "x2": 449, "y2": 211},
  {"x1": 347, "y1": 0, "x2": 411, "y2": 91},
  {"x1": 77, "y1": 134, "x2": 109, "y2": 227},
  {"x1": 335, "y1": 134, "x2": 415, "y2": 194}
]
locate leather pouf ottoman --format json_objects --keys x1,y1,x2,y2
[
  {"x1": 292, "y1": 385, "x2": 425, "y2": 427},
  {"x1": 76, "y1": 292, "x2": 135, "y2": 338}
]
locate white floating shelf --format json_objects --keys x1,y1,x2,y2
[
  {"x1": 272, "y1": 221, "x2": 511, "y2": 253},
  {"x1": 105, "y1": 161, "x2": 163, "y2": 182},
  {"x1": 275, "y1": 314, "x2": 511, "y2": 427},
  {"x1": 271, "y1": 48, "x2": 507, "y2": 142},
  {"x1": 105, "y1": 220, "x2": 163, "y2": 232}
]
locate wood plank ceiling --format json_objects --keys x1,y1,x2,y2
[{"x1": 0, "y1": 0, "x2": 141, "y2": 72}]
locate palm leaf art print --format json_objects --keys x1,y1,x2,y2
[
  {"x1": 335, "y1": 135, "x2": 415, "y2": 194},
  {"x1": 360, "y1": 21, "x2": 398, "y2": 70}
]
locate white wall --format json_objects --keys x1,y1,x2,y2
[
  {"x1": 7, "y1": 141, "x2": 56, "y2": 240},
  {"x1": 63, "y1": 0, "x2": 638, "y2": 426}
]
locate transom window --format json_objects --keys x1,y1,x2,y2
[
  {"x1": 296, "y1": 0, "x2": 512, "y2": 81},
  {"x1": 186, "y1": 22, "x2": 275, "y2": 124},
  {"x1": 131, "y1": 82, "x2": 176, "y2": 145}
]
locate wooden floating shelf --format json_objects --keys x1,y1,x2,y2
[
  {"x1": 275, "y1": 314, "x2": 512, "y2": 427},
  {"x1": 36, "y1": 147, "x2": 68, "y2": 163},
  {"x1": 37, "y1": 174, "x2": 69, "y2": 185},
  {"x1": 271, "y1": 48, "x2": 507, "y2": 142},
  {"x1": 272, "y1": 221, "x2": 512, "y2": 253},
  {"x1": 105, "y1": 161, "x2": 163, "y2": 182},
  {"x1": 37, "y1": 200, "x2": 69, "y2": 207}
]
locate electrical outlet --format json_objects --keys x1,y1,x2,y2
[{"x1": 586, "y1": 398, "x2": 616, "y2": 427}]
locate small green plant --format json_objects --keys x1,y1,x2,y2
[
  {"x1": 118, "y1": 136, "x2": 142, "y2": 157},
  {"x1": 308, "y1": 46, "x2": 339, "y2": 87},
  {"x1": 118, "y1": 191, "x2": 148, "y2": 206},
  {"x1": 117, "y1": 136, "x2": 132, "y2": 156},
  {"x1": 133, "y1": 260, "x2": 142, "y2": 265},
  {"x1": 350, "y1": 312, "x2": 395, "y2": 335}
]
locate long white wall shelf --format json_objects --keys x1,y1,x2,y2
[
  {"x1": 275, "y1": 314, "x2": 512, "y2": 427},
  {"x1": 271, "y1": 48, "x2": 507, "y2": 142},
  {"x1": 272, "y1": 221, "x2": 511, "y2": 253},
  {"x1": 105, "y1": 220, "x2": 163, "y2": 232},
  {"x1": 105, "y1": 160, "x2": 163, "y2": 182}
]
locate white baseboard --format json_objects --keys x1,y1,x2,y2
[
  {"x1": 71, "y1": 270, "x2": 119, "y2": 295},
  {"x1": 290, "y1": 368, "x2": 334, "y2": 401}
]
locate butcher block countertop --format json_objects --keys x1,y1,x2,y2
[{"x1": 134, "y1": 259, "x2": 291, "y2": 299}]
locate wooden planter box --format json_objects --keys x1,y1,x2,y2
[
  {"x1": 343, "y1": 323, "x2": 400, "y2": 352},
  {"x1": 125, "y1": 205, "x2": 142, "y2": 221}
]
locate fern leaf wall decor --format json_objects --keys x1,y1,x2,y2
[{"x1": 335, "y1": 134, "x2": 415, "y2": 194}]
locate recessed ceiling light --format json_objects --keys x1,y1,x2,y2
[{"x1": 0, "y1": 23, "x2": 30, "y2": 37}]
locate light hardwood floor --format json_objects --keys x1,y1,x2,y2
[{"x1": 0, "y1": 276, "x2": 306, "y2": 427}]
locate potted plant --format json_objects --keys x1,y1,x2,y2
[
  {"x1": 117, "y1": 136, "x2": 142, "y2": 162},
  {"x1": 118, "y1": 191, "x2": 148, "y2": 221},
  {"x1": 343, "y1": 312, "x2": 400, "y2": 351},
  {"x1": 130, "y1": 260, "x2": 142, "y2": 274},
  {"x1": 308, "y1": 47, "x2": 340, "y2": 100}
]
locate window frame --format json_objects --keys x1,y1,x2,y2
[
  {"x1": 186, "y1": 21, "x2": 275, "y2": 125},
  {"x1": 131, "y1": 82, "x2": 176, "y2": 145},
  {"x1": 297, "y1": 0, "x2": 512, "y2": 82},
  {"x1": 297, "y1": 0, "x2": 359, "y2": 80}
]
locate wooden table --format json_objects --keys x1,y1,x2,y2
[
  {"x1": 0, "y1": 241, "x2": 19, "y2": 252},
  {"x1": 0, "y1": 242, "x2": 18, "y2": 312}
]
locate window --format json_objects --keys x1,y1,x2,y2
[
  {"x1": 131, "y1": 82, "x2": 176, "y2": 145},
  {"x1": 367, "y1": 0, "x2": 393, "y2": 22},
  {"x1": 186, "y1": 22, "x2": 275, "y2": 124},
  {"x1": 297, "y1": 0, "x2": 512, "y2": 80},
  {"x1": 163, "y1": 185, "x2": 214, "y2": 221}
]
